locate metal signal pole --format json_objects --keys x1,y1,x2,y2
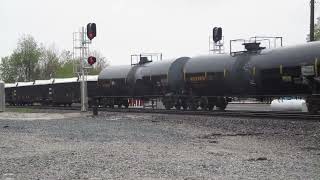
[
  {"x1": 73, "y1": 23, "x2": 96, "y2": 112},
  {"x1": 310, "y1": 0, "x2": 315, "y2": 42},
  {"x1": 80, "y1": 27, "x2": 88, "y2": 112}
]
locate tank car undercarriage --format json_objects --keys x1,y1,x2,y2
[{"x1": 159, "y1": 95, "x2": 231, "y2": 111}]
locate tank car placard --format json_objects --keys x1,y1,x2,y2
[{"x1": 301, "y1": 65, "x2": 315, "y2": 76}]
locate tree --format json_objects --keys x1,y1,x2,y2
[
  {"x1": 39, "y1": 44, "x2": 60, "y2": 79},
  {"x1": 315, "y1": 17, "x2": 320, "y2": 41},
  {"x1": 55, "y1": 61, "x2": 74, "y2": 78},
  {"x1": 0, "y1": 34, "x2": 109, "y2": 82},
  {"x1": 1, "y1": 35, "x2": 42, "y2": 82},
  {"x1": 308, "y1": 17, "x2": 320, "y2": 41},
  {"x1": 88, "y1": 50, "x2": 109, "y2": 75},
  {"x1": 0, "y1": 56, "x2": 16, "y2": 83},
  {"x1": 55, "y1": 50, "x2": 74, "y2": 78}
]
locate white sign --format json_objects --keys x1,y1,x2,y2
[{"x1": 301, "y1": 65, "x2": 315, "y2": 76}]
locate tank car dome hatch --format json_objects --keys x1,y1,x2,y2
[
  {"x1": 136, "y1": 59, "x2": 175, "y2": 80},
  {"x1": 53, "y1": 77, "x2": 78, "y2": 84},
  {"x1": 243, "y1": 42, "x2": 266, "y2": 51},
  {"x1": 98, "y1": 65, "x2": 132, "y2": 80}
]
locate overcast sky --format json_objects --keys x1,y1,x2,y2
[{"x1": 1, "y1": 0, "x2": 319, "y2": 65}]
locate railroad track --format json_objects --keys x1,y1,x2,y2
[{"x1": 5, "y1": 105, "x2": 320, "y2": 121}]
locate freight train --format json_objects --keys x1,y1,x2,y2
[{"x1": 4, "y1": 40, "x2": 320, "y2": 113}]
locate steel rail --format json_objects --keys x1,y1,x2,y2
[{"x1": 5, "y1": 105, "x2": 320, "y2": 121}]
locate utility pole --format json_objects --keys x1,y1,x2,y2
[{"x1": 310, "y1": 0, "x2": 315, "y2": 42}]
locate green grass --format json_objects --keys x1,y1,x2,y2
[{"x1": 5, "y1": 107, "x2": 35, "y2": 113}]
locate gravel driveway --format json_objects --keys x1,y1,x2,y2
[{"x1": 0, "y1": 111, "x2": 319, "y2": 179}]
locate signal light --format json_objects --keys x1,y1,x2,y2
[
  {"x1": 87, "y1": 23, "x2": 96, "y2": 40},
  {"x1": 213, "y1": 27, "x2": 222, "y2": 43},
  {"x1": 87, "y1": 56, "x2": 96, "y2": 66}
]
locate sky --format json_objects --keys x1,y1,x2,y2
[{"x1": 1, "y1": 0, "x2": 319, "y2": 66}]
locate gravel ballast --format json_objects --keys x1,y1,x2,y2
[{"x1": 0, "y1": 111, "x2": 319, "y2": 179}]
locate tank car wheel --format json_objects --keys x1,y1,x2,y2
[
  {"x1": 175, "y1": 105, "x2": 181, "y2": 110},
  {"x1": 200, "y1": 104, "x2": 207, "y2": 111},
  {"x1": 307, "y1": 102, "x2": 318, "y2": 114},
  {"x1": 216, "y1": 97, "x2": 228, "y2": 111},
  {"x1": 189, "y1": 104, "x2": 198, "y2": 111},
  {"x1": 164, "y1": 104, "x2": 172, "y2": 110},
  {"x1": 208, "y1": 104, "x2": 214, "y2": 111},
  {"x1": 123, "y1": 101, "x2": 129, "y2": 108},
  {"x1": 182, "y1": 104, "x2": 188, "y2": 110},
  {"x1": 216, "y1": 100, "x2": 227, "y2": 111},
  {"x1": 216, "y1": 105, "x2": 226, "y2": 111}
]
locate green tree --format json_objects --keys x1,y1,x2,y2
[
  {"x1": 88, "y1": 50, "x2": 109, "y2": 75},
  {"x1": 315, "y1": 17, "x2": 320, "y2": 41},
  {"x1": 55, "y1": 61, "x2": 74, "y2": 78},
  {"x1": 3, "y1": 35, "x2": 42, "y2": 82},
  {"x1": 0, "y1": 34, "x2": 108, "y2": 82},
  {"x1": 18, "y1": 35, "x2": 42, "y2": 81},
  {"x1": 39, "y1": 44, "x2": 60, "y2": 79},
  {"x1": 0, "y1": 56, "x2": 16, "y2": 83},
  {"x1": 55, "y1": 50, "x2": 74, "y2": 78},
  {"x1": 308, "y1": 17, "x2": 320, "y2": 41}
]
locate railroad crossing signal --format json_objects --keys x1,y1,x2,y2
[
  {"x1": 213, "y1": 27, "x2": 222, "y2": 43},
  {"x1": 88, "y1": 56, "x2": 96, "y2": 66},
  {"x1": 87, "y1": 23, "x2": 97, "y2": 40}
]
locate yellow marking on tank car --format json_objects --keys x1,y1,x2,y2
[
  {"x1": 253, "y1": 67, "x2": 256, "y2": 76},
  {"x1": 224, "y1": 69, "x2": 227, "y2": 78},
  {"x1": 282, "y1": 76, "x2": 292, "y2": 82},
  {"x1": 190, "y1": 75, "x2": 206, "y2": 82}
]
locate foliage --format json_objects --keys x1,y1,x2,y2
[
  {"x1": 6, "y1": 107, "x2": 35, "y2": 113},
  {"x1": 39, "y1": 44, "x2": 60, "y2": 79},
  {"x1": 0, "y1": 35, "x2": 108, "y2": 83},
  {"x1": 0, "y1": 35, "x2": 42, "y2": 82},
  {"x1": 55, "y1": 61, "x2": 74, "y2": 78},
  {"x1": 88, "y1": 50, "x2": 109, "y2": 75},
  {"x1": 0, "y1": 57, "x2": 15, "y2": 83},
  {"x1": 315, "y1": 17, "x2": 320, "y2": 41}
]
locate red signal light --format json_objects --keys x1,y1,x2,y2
[
  {"x1": 87, "y1": 23, "x2": 96, "y2": 40},
  {"x1": 87, "y1": 56, "x2": 96, "y2": 66}
]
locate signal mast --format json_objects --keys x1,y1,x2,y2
[{"x1": 73, "y1": 23, "x2": 97, "y2": 112}]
